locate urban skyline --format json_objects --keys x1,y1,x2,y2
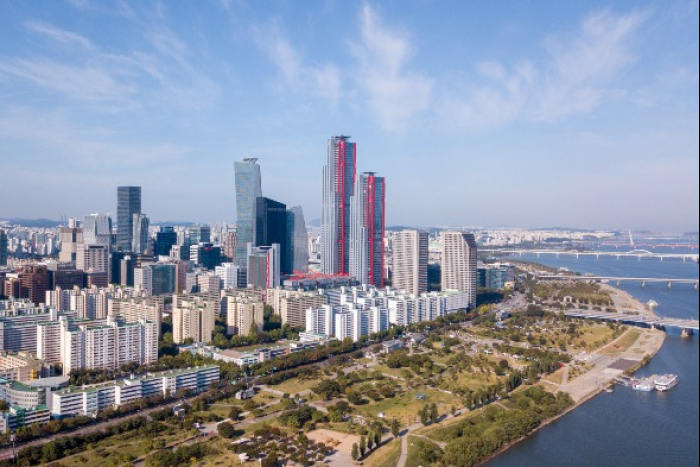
[{"x1": 0, "y1": 1, "x2": 697, "y2": 232}]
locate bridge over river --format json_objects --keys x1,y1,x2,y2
[
  {"x1": 564, "y1": 310, "x2": 699, "y2": 337},
  {"x1": 537, "y1": 275, "x2": 699, "y2": 289},
  {"x1": 482, "y1": 249, "x2": 699, "y2": 262}
]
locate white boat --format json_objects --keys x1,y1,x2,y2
[
  {"x1": 632, "y1": 377, "x2": 655, "y2": 392},
  {"x1": 654, "y1": 374, "x2": 679, "y2": 391}
]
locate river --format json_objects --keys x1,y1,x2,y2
[{"x1": 486, "y1": 245, "x2": 699, "y2": 467}]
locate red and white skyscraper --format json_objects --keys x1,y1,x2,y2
[
  {"x1": 321, "y1": 136, "x2": 357, "y2": 275},
  {"x1": 349, "y1": 172, "x2": 386, "y2": 287}
]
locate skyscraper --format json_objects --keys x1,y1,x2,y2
[
  {"x1": 132, "y1": 213, "x2": 150, "y2": 254},
  {"x1": 188, "y1": 225, "x2": 211, "y2": 244},
  {"x1": 349, "y1": 172, "x2": 386, "y2": 287},
  {"x1": 58, "y1": 226, "x2": 83, "y2": 263},
  {"x1": 393, "y1": 230, "x2": 429, "y2": 296},
  {"x1": 0, "y1": 229, "x2": 7, "y2": 266},
  {"x1": 286, "y1": 206, "x2": 309, "y2": 273},
  {"x1": 441, "y1": 232, "x2": 477, "y2": 308},
  {"x1": 255, "y1": 197, "x2": 288, "y2": 273},
  {"x1": 247, "y1": 243, "x2": 280, "y2": 289},
  {"x1": 234, "y1": 159, "x2": 262, "y2": 267},
  {"x1": 117, "y1": 186, "x2": 141, "y2": 251},
  {"x1": 154, "y1": 226, "x2": 177, "y2": 257},
  {"x1": 321, "y1": 136, "x2": 356, "y2": 275}
]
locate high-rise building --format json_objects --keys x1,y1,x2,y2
[
  {"x1": 441, "y1": 232, "x2": 477, "y2": 308},
  {"x1": 20, "y1": 265, "x2": 49, "y2": 305},
  {"x1": 234, "y1": 159, "x2": 262, "y2": 267},
  {"x1": 321, "y1": 136, "x2": 356, "y2": 275},
  {"x1": 255, "y1": 197, "x2": 288, "y2": 273},
  {"x1": 222, "y1": 290, "x2": 264, "y2": 336},
  {"x1": 134, "y1": 264, "x2": 175, "y2": 296},
  {"x1": 393, "y1": 230, "x2": 428, "y2": 296},
  {"x1": 154, "y1": 227, "x2": 177, "y2": 257},
  {"x1": 82, "y1": 213, "x2": 113, "y2": 249},
  {"x1": 58, "y1": 227, "x2": 83, "y2": 263},
  {"x1": 286, "y1": 206, "x2": 308, "y2": 273},
  {"x1": 222, "y1": 231, "x2": 237, "y2": 262},
  {"x1": 116, "y1": 186, "x2": 141, "y2": 251},
  {"x1": 349, "y1": 173, "x2": 386, "y2": 287},
  {"x1": 190, "y1": 243, "x2": 222, "y2": 270},
  {"x1": 132, "y1": 213, "x2": 150, "y2": 254},
  {"x1": 247, "y1": 244, "x2": 280, "y2": 289},
  {"x1": 188, "y1": 225, "x2": 211, "y2": 245},
  {"x1": 0, "y1": 230, "x2": 8, "y2": 266},
  {"x1": 172, "y1": 295, "x2": 216, "y2": 344},
  {"x1": 215, "y1": 263, "x2": 244, "y2": 289},
  {"x1": 76, "y1": 244, "x2": 109, "y2": 276}
]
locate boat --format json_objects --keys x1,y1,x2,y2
[
  {"x1": 654, "y1": 374, "x2": 679, "y2": 391},
  {"x1": 632, "y1": 376, "x2": 656, "y2": 392}
]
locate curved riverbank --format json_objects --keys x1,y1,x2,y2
[{"x1": 478, "y1": 282, "x2": 667, "y2": 467}]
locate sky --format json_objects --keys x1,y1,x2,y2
[{"x1": 0, "y1": 0, "x2": 698, "y2": 232}]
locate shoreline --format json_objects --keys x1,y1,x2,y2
[{"x1": 477, "y1": 279, "x2": 667, "y2": 466}]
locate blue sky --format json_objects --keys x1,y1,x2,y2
[{"x1": 0, "y1": 0, "x2": 698, "y2": 232}]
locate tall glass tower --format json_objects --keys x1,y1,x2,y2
[
  {"x1": 349, "y1": 172, "x2": 386, "y2": 287},
  {"x1": 321, "y1": 136, "x2": 356, "y2": 275},
  {"x1": 286, "y1": 206, "x2": 309, "y2": 274},
  {"x1": 116, "y1": 186, "x2": 141, "y2": 251},
  {"x1": 234, "y1": 159, "x2": 262, "y2": 267}
]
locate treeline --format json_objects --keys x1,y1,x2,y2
[
  {"x1": 0, "y1": 417, "x2": 158, "y2": 467},
  {"x1": 433, "y1": 387, "x2": 573, "y2": 467}
]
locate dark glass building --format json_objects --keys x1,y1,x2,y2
[
  {"x1": 116, "y1": 186, "x2": 141, "y2": 251},
  {"x1": 255, "y1": 197, "x2": 288, "y2": 273},
  {"x1": 154, "y1": 226, "x2": 177, "y2": 257}
]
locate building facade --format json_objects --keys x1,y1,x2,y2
[
  {"x1": 234, "y1": 159, "x2": 263, "y2": 267},
  {"x1": 392, "y1": 230, "x2": 429, "y2": 296},
  {"x1": 441, "y1": 232, "x2": 477, "y2": 308},
  {"x1": 321, "y1": 135, "x2": 356, "y2": 276},
  {"x1": 116, "y1": 186, "x2": 141, "y2": 251},
  {"x1": 349, "y1": 173, "x2": 386, "y2": 287}
]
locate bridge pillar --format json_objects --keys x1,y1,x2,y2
[
  {"x1": 667, "y1": 282, "x2": 672, "y2": 289},
  {"x1": 641, "y1": 281, "x2": 645, "y2": 288},
  {"x1": 681, "y1": 328, "x2": 694, "y2": 338}
]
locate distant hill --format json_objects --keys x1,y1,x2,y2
[
  {"x1": 307, "y1": 218, "x2": 321, "y2": 228},
  {"x1": 0, "y1": 218, "x2": 62, "y2": 228}
]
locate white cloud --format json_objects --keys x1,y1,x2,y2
[
  {"x1": 253, "y1": 22, "x2": 342, "y2": 105},
  {"x1": 444, "y1": 9, "x2": 648, "y2": 129},
  {"x1": 350, "y1": 4, "x2": 432, "y2": 132},
  {"x1": 24, "y1": 21, "x2": 94, "y2": 50}
]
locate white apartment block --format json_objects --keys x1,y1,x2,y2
[
  {"x1": 266, "y1": 288, "x2": 328, "y2": 328},
  {"x1": 215, "y1": 263, "x2": 242, "y2": 290},
  {"x1": 59, "y1": 315, "x2": 158, "y2": 374},
  {"x1": 52, "y1": 365, "x2": 219, "y2": 418},
  {"x1": 305, "y1": 305, "x2": 335, "y2": 336},
  {"x1": 441, "y1": 232, "x2": 477, "y2": 308},
  {"x1": 108, "y1": 296, "x2": 163, "y2": 333},
  {"x1": 392, "y1": 230, "x2": 429, "y2": 296}
]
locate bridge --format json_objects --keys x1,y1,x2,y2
[
  {"x1": 564, "y1": 310, "x2": 699, "y2": 337},
  {"x1": 482, "y1": 249, "x2": 699, "y2": 262},
  {"x1": 537, "y1": 275, "x2": 699, "y2": 289}
]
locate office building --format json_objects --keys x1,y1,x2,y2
[
  {"x1": 441, "y1": 232, "x2": 477, "y2": 308},
  {"x1": 190, "y1": 243, "x2": 222, "y2": 270},
  {"x1": 132, "y1": 213, "x2": 150, "y2": 254},
  {"x1": 255, "y1": 197, "x2": 289, "y2": 273},
  {"x1": 116, "y1": 186, "x2": 141, "y2": 251},
  {"x1": 134, "y1": 264, "x2": 175, "y2": 296},
  {"x1": 0, "y1": 230, "x2": 7, "y2": 266},
  {"x1": 286, "y1": 206, "x2": 308, "y2": 273},
  {"x1": 20, "y1": 265, "x2": 49, "y2": 306},
  {"x1": 172, "y1": 295, "x2": 216, "y2": 344},
  {"x1": 234, "y1": 158, "x2": 262, "y2": 267},
  {"x1": 47, "y1": 262, "x2": 84, "y2": 290},
  {"x1": 247, "y1": 244, "x2": 280, "y2": 289},
  {"x1": 349, "y1": 172, "x2": 386, "y2": 287},
  {"x1": 188, "y1": 225, "x2": 211, "y2": 244},
  {"x1": 222, "y1": 231, "x2": 237, "y2": 262},
  {"x1": 58, "y1": 227, "x2": 83, "y2": 263},
  {"x1": 215, "y1": 263, "x2": 245, "y2": 289},
  {"x1": 154, "y1": 227, "x2": 177, "y2": 257},
  {"x1": 321, "y1": 135, "x2": 356, "y2": 276},
  {"x1": 82, "y1": 213, "x2": 113, "y2": 249},
  {"x1": 393, "y1": 230, "x2": 429, "y2": 296},
  {"x1": 77, "y1": 244, "x2": 109, "y2": 276}
]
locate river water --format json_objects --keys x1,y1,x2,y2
[{"x1": 487, "y1": 246, "x2": 699, "y2": 467}]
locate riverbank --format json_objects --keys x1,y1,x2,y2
[{"x1": 478, "y1": 281, "x2": 667, "y2": 466}]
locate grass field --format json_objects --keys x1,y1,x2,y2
[
  {"x1": 353, "y1": 388, "x2": 456, "y2": 426},
  {"x1": 364, "y1": 438, "x2": 402, "y2": 467},
  {"x1": 272, "y1": 377, "x2": 324, "y2": 395},
  {"x1": 373, "y1": 363, "x2": 410, "y2": 379},
  {"x1": 599, "y1": 329, "x2": 641, "y2": 355}
]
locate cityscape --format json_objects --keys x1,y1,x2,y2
[{"x1": 0, "y1": 2, "x2": 698, "y2": 467}]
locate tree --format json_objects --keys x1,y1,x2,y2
[
  {"x1": 499, "y1": 359, "x2": 509, "y2": 369},
  {"x1": 374, "y1": 429, "x2": 382, "y2": 446},
  {"x1": 351, "y1": 443, "x2": 359, "y2": 461},
  {"x1": 228, "y1": 406, "x2": 242, "y2": 421},
  {"x1": 218, "y1": 421, "x2": 236, "y2": 439},
  {"x1": 430, "y1": 403, "x2": 438, "y2": 423},
  {"x1": 419, "y1": 406, "x2": 429, "y2": 425},
  {"x1": 360, "y1": 435, "x2": 366, "y2": 457},
  {"x1": 391, "y1": 418, "x2": 400, "y2": 438},
  {"x1": 367, "y1": 436, "x2": 374, "y2": 450}
]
